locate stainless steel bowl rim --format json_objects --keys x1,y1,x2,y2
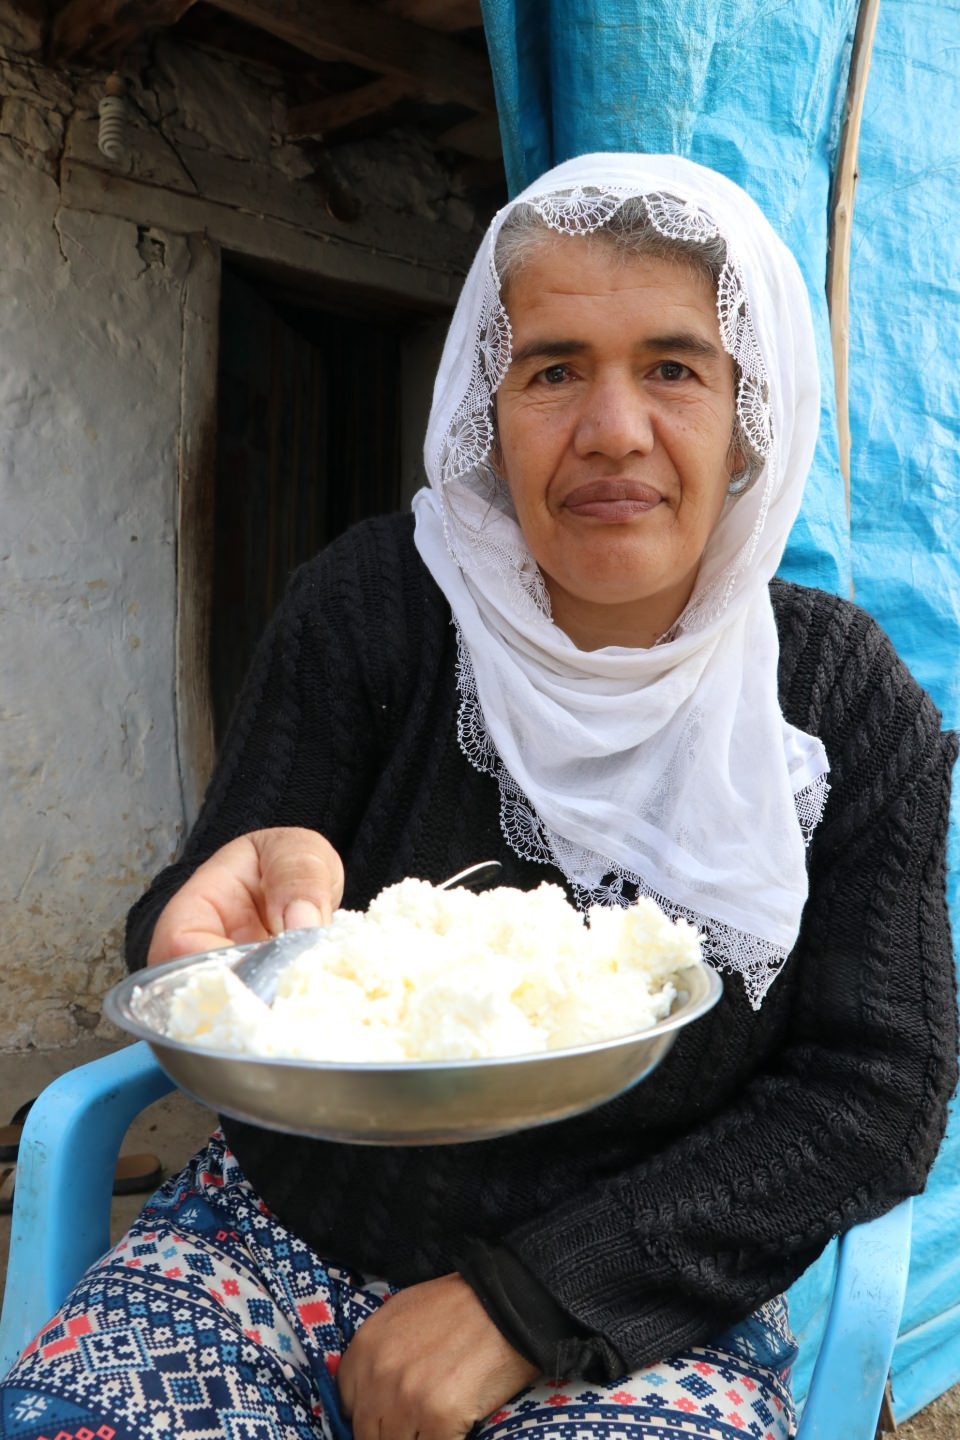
[{"x1": 104, "y1": 943, "x2": 723, "y2": 1072}]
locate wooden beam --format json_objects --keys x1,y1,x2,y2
[
  {"x1": 381, "y1": 0, "x2": 483, "y2": 30},
  {"x1": 203, "y1": 0, "x2": 495, "y2": 111},
  {"x1": 287, "y1": 77, "x2": 410, "y2": 139},
  {"x1": 61, "y1": 158, "x2": 466, "y2": 307},
  {"x1": 439, "y1": 113, "x2": 501, "y2": 160},
  {"x1": 51, "y1": 0, "x2": 197, "y2": 61},
  {"x1": 827, "y1": 0, "x2": 881, "y2": 530}
]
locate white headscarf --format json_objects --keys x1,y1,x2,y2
[{"x1": 412, "y1": 153, "x2": 830, "y2": 1007}]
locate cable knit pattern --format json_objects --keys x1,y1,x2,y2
[{"x1": 126, "y1": 514, "x2": 958, "y2": 1377}]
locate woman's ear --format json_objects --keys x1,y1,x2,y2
[{"x1": 725, "y1": 433, "x2": 752, "y2": 496}]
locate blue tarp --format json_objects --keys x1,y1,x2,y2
[
  {"x1": 480, "y1": 0, "x2": 959, "y2": 1418},
  {"x1": 844, "y1": 0, "x2": 960, "y2": 1418}
]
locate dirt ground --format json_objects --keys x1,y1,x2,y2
[
  {"x1": 894, "y1": 1387, "x2": 960, "y2": 1438},
  {"x1": 1, "y1": 1040, "x2": 957, "y2": 1435}
]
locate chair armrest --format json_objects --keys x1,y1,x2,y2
[
  {"x1": 0, "y1": 1042, "x2": 174, "y2": 1375},
  {"x1": 796, "y1": 1198, "x2": 913, "y2": 1439}
]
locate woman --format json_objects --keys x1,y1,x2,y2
[{"x1": 2, "y1": 154, "x2": 956, "y2": 1440}]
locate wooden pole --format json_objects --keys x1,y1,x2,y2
[{"x1": 827, "y1": 0, "x2": 882, "y2": 526}]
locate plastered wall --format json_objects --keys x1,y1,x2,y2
[{"x1": 0, "y1": 11, "x2": 475, "y2": 1049}]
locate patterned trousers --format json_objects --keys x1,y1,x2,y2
[{"x1": 0, "y1": 1134, "x2": 797, "y2": 1440}]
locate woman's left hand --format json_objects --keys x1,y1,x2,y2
[{"x1": 337, "y1": 1272, "x2": 539, "y2": 1440}]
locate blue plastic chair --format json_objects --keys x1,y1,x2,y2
[
  {"x1": 0, "y1": 1042, "x2": 913, "y2": 1439},
  {"x1": 0, "y1": 1042, "x2": 175, "y2": 1373}
]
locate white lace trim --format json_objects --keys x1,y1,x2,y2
[
  {"x1": 437, "y1": 193, "x2": 773, "y2": 457},
  {"x1": 432, "y1": 187, "x2": 775, "y2": 640},
  {"x1": 454, "y1": 626, "x2": 830, "y2": 1010},
  {"x1": 794, "y1": 771, "x2": 831, "y2": 842}
]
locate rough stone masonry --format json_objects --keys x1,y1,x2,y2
[{"x1": 0, "y1": 4, "x2": 476, "y2": 1049}]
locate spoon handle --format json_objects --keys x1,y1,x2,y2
[{"x1": 439, "y1": 860, "x2": 502, "y2": 891}]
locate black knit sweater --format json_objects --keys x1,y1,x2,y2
[{"x1": 127, "y1": 513, "x2": 958, "y2": 1380}]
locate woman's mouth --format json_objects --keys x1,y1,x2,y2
[{"x1": 562, "y1": 479, "x2": 663, "y2": 521}]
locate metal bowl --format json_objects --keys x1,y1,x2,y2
[{"x1": 104, "y1": 946, "x2": 722, "y2": 1146}]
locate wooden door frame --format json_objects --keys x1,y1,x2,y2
[
  {"x1": 173, "y1": 238, "x2": 458, "y2": 826},
  {"x1": 175, "y1": 233, "x2": 222, "y2": 827}
]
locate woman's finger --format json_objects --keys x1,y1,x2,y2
[
  {"x1": 146, "y1": 828, "x2": 345, "y2": 965},
  {"x1": 253, "y1": 827, "x2": 345, "y2": 933},
  {"x1": 147, "y1": 835, "x2": 271, "y2": 964}
]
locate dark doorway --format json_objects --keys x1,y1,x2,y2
[{"x1": 210, "y1": 261, "x2": 439, "y2": 743}]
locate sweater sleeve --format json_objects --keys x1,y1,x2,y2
[
  {"x1": 125, "y1": 529, "x2": 390, "y2": 972},
  {"x1": 466, "y1": 607, "x2": 959, "y2": 1378}
]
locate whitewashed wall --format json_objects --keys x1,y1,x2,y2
[{"x1": 0, "y1": 11, "x2": 474, "y2": 1049}]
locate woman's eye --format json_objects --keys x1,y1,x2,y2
[
  {"x1": 538, "y1": 364, "x2": 570, "y2": 385},
  {"x1": 655, "y1": 361, "x2": 692, "y2": 382}
]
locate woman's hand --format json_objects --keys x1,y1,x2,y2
[
  {"x1": 338, "y1": 1273, "x2": 539, "y2": 1440},
  {"x1": 146, "y1": 826, "x2": 345, "y2": 965}
]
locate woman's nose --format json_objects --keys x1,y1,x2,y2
[{"x1": 573, "y1": 375, "x2": 655, "y2": 460}]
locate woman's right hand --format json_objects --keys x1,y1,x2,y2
[{"x1": 146, "y1": 826, "x2": 345, "y2": 966}]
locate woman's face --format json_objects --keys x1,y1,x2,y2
[{"x1": 494, "y1": 236, "x2": 741, "y2": 648}]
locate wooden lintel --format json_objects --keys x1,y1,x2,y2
[
  {"x1": 51, "y1": 0, "x2": 197, "y2": 61},
  {"x1": 204, "y1": 0, "x2": 495, "y2": 112},
  {"x1": 62, "y1": 114, "x2": 479, "y2": 277},
  {"x1": 61, "y1": 155, "x2": 468, "y2": 307},
  {"x1": 287, "y1": 77, "x2": 410, "y2": 139},
  {"x1": 439, "y1": 113, "x2": 501, "y2": 160}
]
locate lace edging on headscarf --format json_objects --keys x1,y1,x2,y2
[{"x1": 454, "y1": 626, "x2": 829, "y2": 1009}]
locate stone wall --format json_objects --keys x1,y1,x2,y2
[{"x1": 0, "y1": 9, "x2": 476, "y2": 1049}]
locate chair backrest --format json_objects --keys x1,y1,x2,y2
[
  {"x1": 0, "y1": 1041, "x2": 174, "y2": 1374},
  {"x1": 0, "y1": 1040, "x2": 913, "y2": 1440}
]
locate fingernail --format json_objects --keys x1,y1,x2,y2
[{"x1": 282, "y1": 900, "x2": 324, "y2": 931}]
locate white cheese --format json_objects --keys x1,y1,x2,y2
[{"x1": 165, "y1": 880, "x2": 702, "y2": 1062}]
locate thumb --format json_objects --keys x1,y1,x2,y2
[
  {"x1": 281, "y1": 898, "x2": 325, "y2": 931},
  {"x1": 252, "y1": 827, "x2": 346, "y2": 935}
]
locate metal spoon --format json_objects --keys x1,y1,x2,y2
[{"x1": 232, "y1": 860, "x2": 503, "y2": 1005}]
